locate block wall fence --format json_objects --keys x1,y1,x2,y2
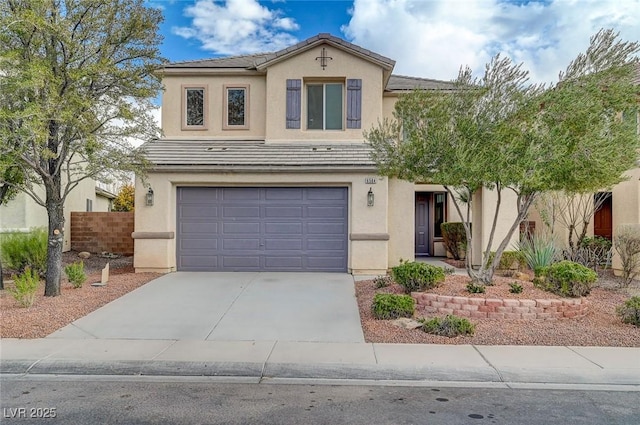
[{"x1": 71, "y1": 212, "x2": 134, "y2": 255}]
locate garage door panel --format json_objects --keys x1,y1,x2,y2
[
  {"x1": 180, "y1": 255, "x2": 218, "y2": 268},
  {"x1": 265, "y1": 222, "x2": 303, "y2": 234},
  {"x1": 223, "y1": 206, "x2": 260, "y2": 218},
  {"x1": 223, "y1": 238, "x2": 261, "y2": 250},
  {"x1": 265, "y1": 188, "x2": 304, "y2": 200},
  {"x1": 177, "y1": 187, "x2": 347, "y2": 272},
  {"x1": 264, "y1": 206, "x2": 303, "y2": 217},
  {"x1": 265, "y1": 239, "x2": 303, "y2": 250},
  {"x1": 307, "y1": 188, "x2": 347, "y2": 200},
  {"x1": 181, "y1": 222, "x2": 218, "y2": 234},
  {"x1": 307, "y1": 206, "x2": 346, "y2": 218},
  {"x1": 265, "y1": 256, "x2": 303, "y2": 269},
  {"x1": 180, "y1": 205, "x2": 218, "y2": 218},
  {"x1": 307, "y1": 238, "x2": 345, "y2": 250},
  {"x1": 307, "y1": 222, "x2": 346, "y2": 234},
  {"x1": 223, "y1": 256, "x2": 261, "y2": 268},
  {"x1": 180, "y1": 239, "x2": 219, "y2": 250},
  {"x1": 223, "y1": 222, "x2": 260, "y2": 234}
]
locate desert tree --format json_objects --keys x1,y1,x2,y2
[
  {"x1": 366, "y1": 29, "x2": 640, "y2": 284},
  {"x1": 0, "y1": 0, "x2": 165, "y2": 296}
]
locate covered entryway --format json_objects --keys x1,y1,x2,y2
[
  {"x1": 415, "y1": 191, "x2": 447, "y2": 256},
  {"x1": 176, "y1": 187, "x2": 348, "y2": 272}
]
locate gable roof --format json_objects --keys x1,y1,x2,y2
[{"x1": 386, "y1": 75, "x2": 456, "y2": 92}]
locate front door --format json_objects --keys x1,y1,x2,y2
[
  {"x1": 415, "y1": 193, "x2": 430, "y2": 256},
  {"x1": 594, "y1": 192, "x2": 613, "y2": 240}
]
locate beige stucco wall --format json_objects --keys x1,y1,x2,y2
[
  {"x1": 134, "y1": 170, "x2": 391, "y2": 275},
  {"x1": 471, "y1": 187, "x2": 520, "y2": 266},
  {"x1": 0, "y1": 178, "x2": 110, "y2": 251},
  {"x1": 162, "y1": 74, "x2": 267, "y2": 140},
  {"x1": 611, "y1": 167, "x2": 640, "y2": 272},
  {"x1": 264, "y1": 46, "x2": 385, "y2": 142}
]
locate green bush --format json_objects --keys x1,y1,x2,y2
[
  {"x1": 420, "y1": 315, "x2": 475, "y2": 337},
  {"x1": 579, "y1": 236, "x2": 612, "y2": 253},
  {"x1": 485, "y1": 250, "x2": 526, "y2": 270},
  {"x1": 371, "y1": 293, "x2": 415, "y2": 320},
  {"x1": 391, "y1": 261, "x2": 446, "y2": 293},
  {"x1": 466, "y1": 282, "x2": 486, "y2": 293},
  {"x1": 0, "y1": 228, "x2": 47, "y2": 275},
  {"x1": 441, "y1": 222, "x2": 468, "y2": 260},
  {"x1": 8, "y1": 267, "x2": 40, "y2": 308},
  {"x1": 617, "y1": 296, "x2": 640, "y2": 327},
  {"x1": 534, "y1": 260, "x2": 597, "y2": 297},
  {"x1": 509, "y1": 282, "x2": 523, "y2": 294},
  {"x1": 64, "y1": 261, "x2": 87, "y2": 288}
]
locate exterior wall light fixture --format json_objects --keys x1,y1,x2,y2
[
  {"x1": 146, "y1": 187, "x2": 154, "y2": 206},
  {"x1": 367, "y1": 187, "x2": 374, "y2": 207}
]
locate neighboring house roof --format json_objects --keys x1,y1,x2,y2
[
  {"x1": 386, "y1": 75, "x2": 456, "y2": 92},
  {"x1": 95, "y1": 186, "x2": 116, "y2": 200},
  {"x1": 140, "y1": 140, "x2": 376, "y2": 171}
]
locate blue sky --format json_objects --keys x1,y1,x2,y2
[{"x1": 150, "y1": 0, "x2": 640, "y2": 84}]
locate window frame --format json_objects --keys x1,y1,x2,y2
[
  {"x1": 306, "y1": 82, "x2": 344, "y2": 131},
  {"x1": 223, "y1": 84, "x2": 250, "y2": 130},
  {"x1": 181, "y1": 84, "x2": 208, "y2": 130}
]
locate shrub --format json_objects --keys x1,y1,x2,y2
[
  {"x1": 8, "y1": 267, "x2": 40, "y2": 308},
  {"x1": 534, "y1": 260, "x2": 597, "y2": 297},
  {"x1": 613, "y1": 225, "x2": 640, "y2": 287},
  {"x1": 373, "y1": 275, "x2": 392, "y2": 288},
  {"x1": 466, "y1": 282, "x2": 486, "y2": 293},
  {"x1": 515, "y1": 232, "x2": 559, "y2": 273},
  {"x1": 64, "y1": 261, "x2": 87, "y2": 288},
  {"x1": 441, "y1": 222, "x2": 468, "y2": 260},
  {"x1": 485, "y1": 250, "x2": 526, "y2": 271},
  {"x1": 509, "y1": 282, "x2": 523, "y2": 294},
  {"x1": 391, "y1": 261, "x2": 446, "y2": 293},
  {"x1": 371, "y1": 293, "x2": 415, "y2": 320},
  {"x1": 616, "y1": 296, "x2": 640, "y2": 327},
  {"x1": 0, "y1": 228, "x2": 47, "y2": 275},
  {"x1": 420, "y1": 315, "x2": 475, "y2": 337}
]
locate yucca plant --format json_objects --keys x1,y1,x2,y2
[{"x1": 515, "y1": 232, "x2": 559, "y2": 276}]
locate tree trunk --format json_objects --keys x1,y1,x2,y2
[
  {"x1": 44, "y1": 188, "x2": 64, "y2": 297},
  {"x1": 0, "y1": 257, "x2": 4, "y2": 290}
]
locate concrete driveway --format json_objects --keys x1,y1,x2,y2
[{"x1": 47, "y1": 272, "x2": 365, "y2": 343}]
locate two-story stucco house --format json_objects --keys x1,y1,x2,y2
[
  {"x1": 132, "y1": 33, "x2": 534, "y2": 275},
  {"x1": 135, "y1": 34, "x2": 640, "y2": 276}
]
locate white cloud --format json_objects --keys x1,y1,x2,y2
[
  {"x1": 342, "y1": 0, "x2": 640, "y2": 84},
  {"x1": 172, "y1": 0, "x2": 299, "y2": 55}
]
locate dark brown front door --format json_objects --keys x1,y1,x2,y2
[
  {"x1": 594, "y1": 192, "x2": 613, "y2": 240},
  {"x1": 415, "y1": 193, "x2": 430, "y2": 255}
]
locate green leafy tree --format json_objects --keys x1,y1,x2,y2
[
  {"x1": 112, "y1": 184, "x2": 135, "y2": 212},
  {"x1": 367, "y1": 29, "x2": 640, "y2": 285},
  {"x1": 0, "y1": 0, "x2": 165, "y2": 296}
]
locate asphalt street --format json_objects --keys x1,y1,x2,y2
[{"x1": 1, "y1": 376, "x2": 639, "y2": 425}]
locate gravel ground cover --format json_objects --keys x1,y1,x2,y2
[
  {"x1": 356, "y1": 271, "x2": 640, "y2": 346},
  {"x1": 0, "y1": 252, "x2": 159, "y2": 338}
]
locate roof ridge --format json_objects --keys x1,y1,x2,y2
[
  {"x1": 391, "y1": 74, "x2": 452, "y2": 83},
  {"x1": 168, "y1": 52, "x2": 275, "y2": 67}
]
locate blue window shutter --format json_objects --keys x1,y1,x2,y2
[
  {"x1": 346, "y1": 79, "x2": 362, "y2": 129},
  {"x1": 286, "y1": 79, "x2": 301, "y2": 129}
]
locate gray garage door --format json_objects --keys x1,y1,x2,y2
[{"x1": 176, "y1": 187, "x2": 348, "y2": 272}]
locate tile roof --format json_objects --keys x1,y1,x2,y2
[
  {"x1": 141, "y1": 140, "x2": 376, "y2": 170},
  {"x1": 387, "y1": 75, "x2": 456, "y2": 91}
]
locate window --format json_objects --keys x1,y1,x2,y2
[
  {"x1": 223, "y1": 85, "x2": 249, "y2": 129},
  {"x1": 86, "y1": 199, "x2": 93, "y2": 212},
  {"x1": 433, "y1": 192, "x2": 446, "y2": 238},
  {"x1": 307, "y1": 83, "x2": 343, "y2": 130},
  {"x1": 182, "y1": 85, "x2": 207, "y2": 130}
]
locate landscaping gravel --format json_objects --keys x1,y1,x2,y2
[{"x1": 356, "y1": 273, "x2": 640, "y2": 346}]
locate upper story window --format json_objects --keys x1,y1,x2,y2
[
  {"x1": 286, "y1": 78, "x2": 361, "y2": 130},
  {"x1": 182, "y1": 85, "x2": 208, "y2": 130},
  {"x1": 307, "y1": 83, "x2": 343, "y2": 130},
  {"x1": 224, "y1": 84, "x2": 249, "y2": 129}
]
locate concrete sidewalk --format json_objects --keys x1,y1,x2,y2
[{"x1": 2, "y1": 338, "x2": 639, "y2": 389}]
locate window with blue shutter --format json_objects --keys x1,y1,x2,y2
[
  {"x1": 286, "y1": 79, "x2": 301, "y2": 129},
  {"x1": 346, "y1": 79, "x2": 362, "y2": 129}
]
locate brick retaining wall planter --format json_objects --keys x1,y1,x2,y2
[{"x1": 412, "y1": 292, "x2": 589, "y2": 320}]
